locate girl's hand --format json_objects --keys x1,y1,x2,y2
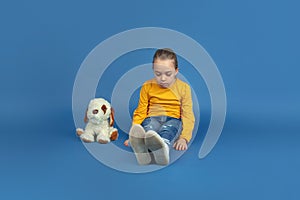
[
  {"x1": 173, "y1": 138, "x2": 188, "y2": 151},
  {"x1": 124, "y1": 139, "x2": 129, "y2": 146}
]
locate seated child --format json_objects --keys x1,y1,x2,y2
[{"x1": 124, "y1": 48, "x2": 195, "y2": 165}]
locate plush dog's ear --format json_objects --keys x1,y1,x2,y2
[
  {"x1": 101, "y1": 104, "x2": 107, "y2": 115},
  {"x1": 109, "y1": 107, "x2": 115, "y2": 127},
  {"x1": 84, "y1": 109, "x2": 88, "y2": 123}
]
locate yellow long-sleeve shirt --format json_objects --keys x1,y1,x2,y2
[{"x1": 133, "y1": 78, "x2": 195, "y2": 142}]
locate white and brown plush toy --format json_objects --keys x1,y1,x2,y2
[{"x1": 76, "y1": 98, "x2": 118, "y2": 144}]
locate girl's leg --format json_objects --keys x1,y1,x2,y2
[
  {"x1": 158, "y1": 117, "x2": 182, "y2": 145},
  {"x1": 142, "y1": 117, "x2": 170, "y2": 165},
  {"x1": 142, "y1": 116, "x2": 182, "y2": 165},
  {"x1": 141, "y1": 117, "x2": 161, "y2": 132}
]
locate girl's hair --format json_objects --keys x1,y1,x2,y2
[{"x1": 152, "y1": 48, "x2": 178, "y2": 69}]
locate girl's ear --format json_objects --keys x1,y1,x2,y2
[
  {"x1": 175, "y1": 68, "x2": 179, "y2": 75},
  {"x1": 84, "y1": 109, "x2": 88, "y2": 123},
  {"x1": 109, "y1": 108, "x2": 115, "y2": 127}
]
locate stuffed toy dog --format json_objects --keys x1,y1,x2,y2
[{"x1": 76, "y1": 98, "x2": 118, "y2": 143}]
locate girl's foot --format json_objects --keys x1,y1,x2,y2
[
  {"x1": 145, "y1": 130, "x2": 169, "y2": 165},
  {"x1": 129, "y1": 124, "x2": 151, "y2": 165}
]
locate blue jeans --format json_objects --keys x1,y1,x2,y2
[{"x1": 141, "y1": 116, "x2": 182, "y2": 145}]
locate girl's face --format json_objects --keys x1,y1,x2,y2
[{"x1": 153, "y1": 58, "x2": 178, "y2": 88}]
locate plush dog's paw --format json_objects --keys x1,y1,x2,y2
[
  {"x1": 80, "y1": 133, "x2": 95, "y2": 143},
  {"x1": 110, "y1": 130, "x2": 118, "y2": 141},
  {"x1": 96, "y1": 135, "x2": 109, "y2": 144},
  {"x1": 76, "y1": 128, "x2": 84, "y2": 136},
  {"x1": 98, "y1": 139, "x2": 109, "y2": 144}
]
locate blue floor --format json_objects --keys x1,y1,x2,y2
[{"x1": 1, "y1": 1, "x2": 299, "y2": 199}]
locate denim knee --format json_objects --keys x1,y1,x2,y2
[
  {"x1": 159, "y1": 121, "x2": 182, "y2": 143},
  {"x1": 141, "y1": 117, "x2": 160, "y2": 132}
]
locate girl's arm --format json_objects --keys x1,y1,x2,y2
[{"x1": 179, "y1": 83, "x2": 195, "y2": 143}]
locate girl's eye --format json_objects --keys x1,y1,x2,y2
[
  {"x1": 155, "y1": 73, "x2": 161, "y2": 76},
  {"x1": 166, "y1": 73, "x2": 172, "y2": 76}
]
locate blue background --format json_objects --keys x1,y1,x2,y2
[{"x1": 1, "y1": 0, "x2": 299, "y2": 199}]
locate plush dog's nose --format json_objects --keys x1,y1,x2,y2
[{"x1": 93, "y1": 109, "x2": 98, "y2": 114}]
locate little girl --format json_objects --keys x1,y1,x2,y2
[{"x1": 124, "y1": 48, "x2": 195, "y2": 165}]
